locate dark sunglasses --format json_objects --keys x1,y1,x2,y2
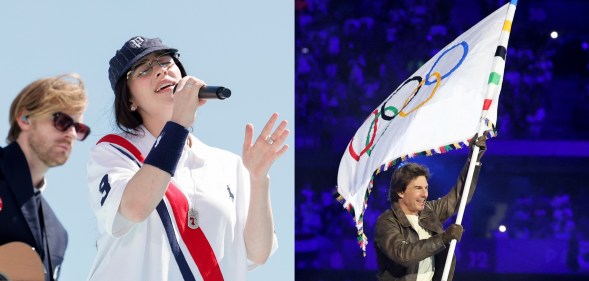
[{"x1": 52, "y1": 112, "x2": 91, "y2": 141}]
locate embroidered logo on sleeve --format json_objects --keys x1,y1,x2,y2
[{"x1": 227, "y1": 185, "x2": 234, "y2": 202}]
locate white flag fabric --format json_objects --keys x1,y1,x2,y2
[{"x1": 337, "y1": 1, "x2": 516, "y2": 253}]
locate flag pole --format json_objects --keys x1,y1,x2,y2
[
  {"x1": 441, "y1": 1, "x2": 517, "y2": 280},
  {"x1": 440, "y1": 128, "x2": 482, "y2": 281}
]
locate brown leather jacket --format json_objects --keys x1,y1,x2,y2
[{"x1": 373, "y1": 159, "x2": 482, "y2": 281}]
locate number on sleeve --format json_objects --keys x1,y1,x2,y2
[{"x1": 99, "y1": 174, "x2": 111, "y2": 206}]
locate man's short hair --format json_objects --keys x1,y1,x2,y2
[
  {"x1": 388, "y1": 162, "x2": 431, "y2": 202},
  {"x1": 7, "y1": 73, "x2": 87, "y2": 143}
]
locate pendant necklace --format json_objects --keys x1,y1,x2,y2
[
  {"x1": 188, "y1": 205, "x2": 199, "y2": 229},
  {"x1": 186, "y1": 138, "x2": 199, "y2": 230}
]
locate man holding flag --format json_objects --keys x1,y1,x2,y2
[{"x1": 374, "y1": 134, "x2": 486, "y2": 281}]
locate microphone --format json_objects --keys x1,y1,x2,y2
[{"x1": 173, "y1": 84, "x2": 232, "y2": 100}]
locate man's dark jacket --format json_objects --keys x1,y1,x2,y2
[
  {"x1": 0, "y1": 142, "x2": 68, "y2": 281},
  {"x1": 374, "y1": 158, "x2": 482, "y2": 281}
]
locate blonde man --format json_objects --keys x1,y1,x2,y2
[{"x1": 0, "y1": 74, "x2": 90, "y2": 281}]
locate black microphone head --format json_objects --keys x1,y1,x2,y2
[
  {"x1": 217, "y1": 87, "x2": 231, "y2": 99},
  {"x1": 172, "y1": 83, "x2": 231, "y2": 100}
]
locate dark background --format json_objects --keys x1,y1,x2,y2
[{"x1": 295, "y1": 0, "x2": 589, "y2": 280}]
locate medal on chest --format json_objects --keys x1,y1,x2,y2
[{"x1": 188, "y1": 207, "x2": 199, "y2": 229}]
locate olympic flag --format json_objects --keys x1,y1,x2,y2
[{"x1": 337, "y1": 1, "x2": 517, "y2": 254}]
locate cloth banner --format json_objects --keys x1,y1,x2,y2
[{"x1": 337, "y1": 1, "x2": 517, "y2": 254}]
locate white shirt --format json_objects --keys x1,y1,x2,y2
[
  {"x1": 86, "y1": 127, "x2": 277, "y2": 281},
  {"x1": 406, "y1": 215, "x2": 435, "y2": 281}
]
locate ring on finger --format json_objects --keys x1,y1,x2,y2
[{"x1": 266, "y1": 135, "x2": 275, "y2": 145}]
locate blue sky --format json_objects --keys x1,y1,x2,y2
[{"x1": 1, "y1": 1, "x2": 293, "y2": 280}]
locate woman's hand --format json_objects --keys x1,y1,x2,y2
[
  {"x1": 170, "y1": 76, "x2": 208, "y2": 128},
  {"x1": 242, "y1": 113, "x2": 289, "y2": 181}
]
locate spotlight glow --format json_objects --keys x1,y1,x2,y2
[
  {"x1": 499, "y1": 225, "x2": 507, "y2": 232},
  {"x1": 550, "y1": 31, "x2": 558, "y2": 39}
]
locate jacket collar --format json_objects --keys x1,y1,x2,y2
[
  {"x1": 391, "y1": 201, "x2": 412, "y2": 228},
  {"x1": 391, "y1": 200, "x2": 434, "y2": 227},
  {"x1": 0, "y1": 142, "x2": 44, "y2": 251}
]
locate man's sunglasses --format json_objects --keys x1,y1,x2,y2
[{"x1": 52, "y1": 112, "x2": 91, "y2": 141}]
